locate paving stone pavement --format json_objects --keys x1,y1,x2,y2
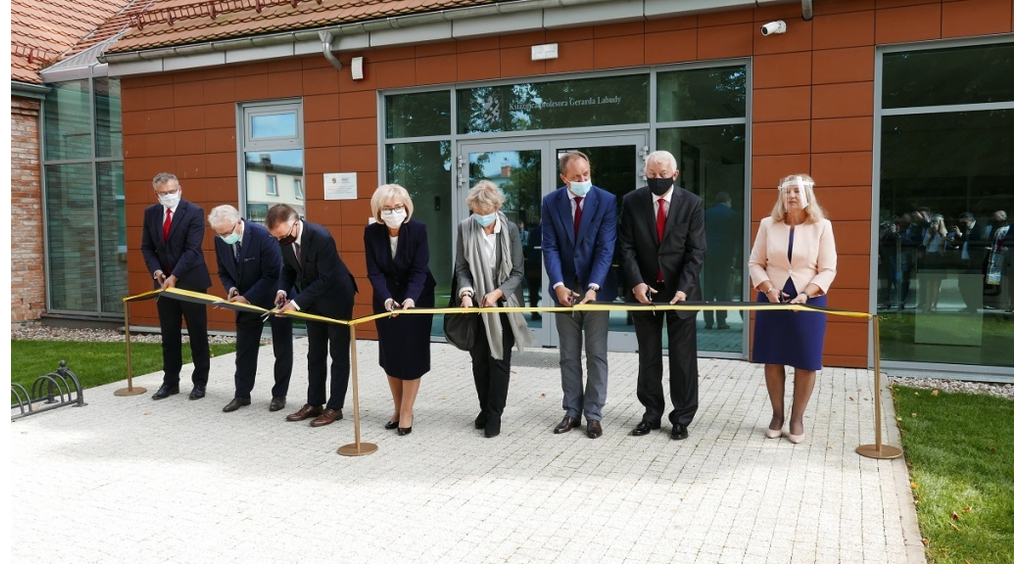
[{"x1": 10, "y1": 339, "x2": 925, "y2": 564}]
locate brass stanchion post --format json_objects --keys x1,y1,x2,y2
[
  {"x1": 115, "y1": 301, "x2": 146, "y2": 396},
  {"x1": 338, "y1": 324, "x2": 377, "y2": 456},
  {"x1": 856, "y1": 315, "x2": 902, "y2": 459}
]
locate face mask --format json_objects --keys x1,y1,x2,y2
[
  {"x1": 474, "y1": 213, "x2": 497, "y2": 227},
  {"x1": 158, "y1": 192, "x2": 180, "y2": 209},
  {"x1": 779, "y1": 178, "x2": 810, "y2": 210},
  {"x1": 568, "y1": 180, "x2": 592, "y2": 198},
  {"x1": 220, "y1": 230, "x2": 241, "y2": 246},
  {"x1": 382, "y1": 209, "x2": 407, "y2": 229},
  {"x1": 646, "y1": 177, "x2": 674, "y2": 196},
  {"x1": 278, "y1": 223, "x2": 298, "y2": 246}
]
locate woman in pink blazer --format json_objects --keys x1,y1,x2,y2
[{"x1": 749, "y1": 174, "x2": 837, "y2": 444}]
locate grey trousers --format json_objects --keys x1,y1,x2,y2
[{"x1": 555, "y1": 310, "x2": 610, "y2": 421}]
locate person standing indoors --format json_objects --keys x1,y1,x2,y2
[
  {"x1": 703, "y1": 191, "x2": 741, "y2": 330},
  {"x1": 620, "y1": 151, "x2": 706, "y2": 441},
  {"x1": 749, "y1": 174, "x2": 837, "y2": 444},
  {"x1": 455, "y1": 181, "x2": 534, "y2": 438},
  {"x1": 540, "y1": 151, "x2": 618, "y2": 440},
  {"x1": 141, "y1": 173, "x2": 212, "y2": 401},
  {"x1": 208, "y1": 205, "x2": 293, "y2": 413},
  {"x1": 364, "y1": 184, "x2": 437, "y2": 436},
  {"x1": 266, "y1": 204, "x2": 358, "y2": 428}
]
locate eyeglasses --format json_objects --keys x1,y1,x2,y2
[
  {"x1": 381, "y1": 205, "x2": 406, "y2": 216},
  {"x1": 156, "y1": 187, "x2": 179, "y2": 197},
  {"x1": 215, "y1": 225, "x2": 236, "y2": 238}
]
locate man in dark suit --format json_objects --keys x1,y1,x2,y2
[
  {"x1": 703, "y1": 192, "x2": 740, "y2": 330},
  {"x1": 619, "y1": 150, "x2": 706, "y2": 440},
  {"x1": 541, "y1": 151, "x2": 618, "y2": 439},
  {"x1": 266, "y1": 204, "x2": 358, "y2": 428},
  {"x1": 209, "y1": 205, "x2": 293, "y2": 414},
  {"x1": 949, "y1": 211, "x2": 985, "y2": 313},
  {"x1": 141, "y1": 173, "x2": 213, "y2": 401}
]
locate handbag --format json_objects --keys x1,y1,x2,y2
[{"x1": 443, "y1": 269, "x2": 478, "y2": 351}]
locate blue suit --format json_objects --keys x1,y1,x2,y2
[
  {"x1": 141, "y1": 199, "x2": 212, "y2": 388},
  {"x1": 214, "y1": 220, "x2": 293, "y2": 400},
  {"x1": 540, "y1": 185, "x2": 617, "y2": 422}
]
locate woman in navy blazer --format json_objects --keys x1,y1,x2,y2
[
  {"x1": 364, "y1": 184, "x2": 437, "y2": 435},
  {"x1": 749, "y1": 174, "x2": 837, "y2": 445}
]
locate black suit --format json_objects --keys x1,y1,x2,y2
[
  {"x1": 214, "y1": 220, "x2": 293, "y2": 400},
  {"x1": 141, "y1": 199, "x2": 212, "y2": 387},
  {"x1": 278, "y1": 221, "x2": 358, "y2": 411},
  {"x1": 619, "y1": 185, "x2": 706, "y2": 428}
]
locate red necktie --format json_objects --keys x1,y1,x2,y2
[
  {"x1": 656, "y1": 198, "x2": 666, "y2": 282},
  {"x1": 162, "y1": 208, "x2": 172, "y2": 243},
  {"x1": 573, "y1": 196, "x2": 583, "y2": 236}
]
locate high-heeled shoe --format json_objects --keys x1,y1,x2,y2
[
  {"x1": 384, "y1": 420, "x2": 399, "y2": 430},
  {"x1": 397, "y1": 426, "x2": 412, "y2": 436},
  {"x1": 788, "y1": 432, "x2": 805, "y2": 444},
  {"x1": 765, "y1": 427, "x2": 783, "y2": 439}
]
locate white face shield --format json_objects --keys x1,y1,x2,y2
[{"x1": 779, "y1": 177, "x2": 810, "y2": 210}]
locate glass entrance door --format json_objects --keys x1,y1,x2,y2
[{"x1": 458, "y1": 134, "x2": 647, "y2": 349}]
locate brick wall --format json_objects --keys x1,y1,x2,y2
[{"x1": 11, "y1": 97, "x2": 46, "y2": 323}]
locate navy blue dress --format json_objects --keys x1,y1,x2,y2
[{"x1": 751, "y1": 229, "x2": 827, "y2": 371}]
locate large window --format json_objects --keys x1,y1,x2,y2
[
  {"x1": 42, "y1": 77, "x2": 126, "y2": 315},
  {"x1": 239, "y1": 101, "x2": 304, "y2": 221},
  {"x1": 877, "y1": 41, "x2": 1013, "y2": 369}
]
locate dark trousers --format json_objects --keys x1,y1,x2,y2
[
  {"x1": 305, "y1": 318, "x2": 350, "y2": 411},
  {"x1": 702, "y1": 259, "x2": 732, "y2": 327},
  {"x1": 632, "y1": 289, "x2": 699, "y2": 427},
  {"x1": 469, "y1": 313, "x2": 514, "y2": 421},
  {"x1": 234, "y1": 311, "x2": 293, "y2": 399},
  {"x1": 156, "y1": 293, "x2": 210, "y2": 387}
]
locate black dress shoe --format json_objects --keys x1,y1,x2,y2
[
  {"x1": 485, "y1": 420, "x2": 501, "y2": 438},
  {"x1": 222, "y1": 397, "x2": 251, "y2": 412},
  {"x1": 631, "y1": 420, "x2": 661, "y2": 436},
  {"x1": 397, "y1": 426, "x2": 412, "y2": 436},
  {"x1": 474, "y1": 412, "x2": 487, "y2": 430},
  {"x1": 553, "y1": 415, "x2": 581, "y2": 434},
  {"x1": 385, "y1": 420, "x2": 400, "y2": 430},
  {"x1": 188, "y1": 386, "x2": 206, "y2": 400},
  {"x1": 151, "y1": 383, "x2": 179, "y2": 400},
  {"x1": 269, "y1": 396, "x2": 286, "y2": 412},
  {"x1": 586, "y1": 420, "x2": 602, "y2": 439},
  {"x1": 671, "y1": 423, "x2": 689, "y2": 440}
]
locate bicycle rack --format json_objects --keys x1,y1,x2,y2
[{"x1": 11, "y1": 361, "x2": 87, "y2": 421}]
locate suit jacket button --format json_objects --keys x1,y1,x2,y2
[{"x1": 787, "y1": 269, "x2": 793, "y2": 275}]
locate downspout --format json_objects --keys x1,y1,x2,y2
[
  {"x1": 801, "y1": 0, "x2": 813, "y2": 20},
  {"x1": 319, "y1": 30, "x2": 342, "y2": 71}
]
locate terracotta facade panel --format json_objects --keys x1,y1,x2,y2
[
  {"x1": 810, "y1": 152, "x2": 873, "y2": 186},
  {"x1": 416, "y1": 41, "x2": 457, "y2": 57},
  {"x1": 545, "y1": 40, "x2": 595, "y2": 74},
  {"x1": 501, "y1": 47, "x2": 548, "y2": 78},
  {"x1": 594, "y1": 34, "x2": 644, "y2": 70},
  {"x1": 267, "y1": 70, "x2": 304, "y2": 98},
  {"x1": 645, "y1": 29, "x2": 697, "y2": 65},
  {"x1": 204, "y1": 76, "x2": 238, "y2": 104},
  {"x1": 815, "y1": 186, "x2": 872, "y2": 221},
  {"x1": 594, "y1": 20, "x2": 644, "y2": 38},
  {"x1": 941, "y1": 0, "x2": 1013, "y2": 37},
  {"x1": 811, "y1": 11, "x2": 876, "y2": 50},
  {"x1": 302, "y1": 66, "x2": 343, "y2": 95},
  {"x1": 173, "y1": 130, "x2": 207, "y2": 156},
  {"x1": 458, "y1": 37, "x2": 501, "y2": 53},
  {"x1": 234, "y1": 73, "x2": 270, "y2": 102},
  {"x1": 416, "y1": 54, "x2": 459, "y2": 85},
  {"x1": 374, "y1": 58, "x2": 418, "y2": 89},
  {"x1": 457, "y1": 49, "x2": 502, "y2": 82},
  {"x1": 812, "y1": 47, "x2": 874, "y2": 84},
  {"x1": 644, "y1": 15, "x2": 698, "y2": 33},
  {"x1": 752, "y1": 86, "x2": 811, "y2": 122},
  {"x1": 173, "y1": 80, "x2": 205, "y2": 107},
  {"x1": 752, "y1": 52, "x2": 812, "y2": 89},
  {"x1": 173, "y1": 106, "x2": 206, "y2": 131},
  {"x1": 823, "y1": 319, "x2": 870, "y2": 358},
  {"x1": 830, "y1": 220, "x2": 871, "y2": 255},
  {"x1": 305, "y1": 93, "x2": 341, "y2": 122},
  {"x1": 546, "y1": 26, "x2": 594, "y2": 43},
  {"x1": 304, "y1": 147, "x2": 342, "y2": 176},
  {"x1": 337, "y1": 91, "x2": 376, "y2": 120},
  {"x1": 876, "y1": 4, "x2": 942, "y2": 44},
  {"x1": 340, "y1": 117, "x2": 377, "y2": 147},
  {"x1": 696, "y1": 23, "x2": 753, "y2": 60},
  {"x1": 305, "y1": 120, "x2": 341, "y2": 149},
  {"x1": 832, "y1": 255, "x2": 871, "y2": 289},
  {"x1": 751, "y1": 120, "x2": 811, "y2": 156},
  {"x1": 339, "y1": 144, "x2": 378, "y2": 172},
  {"x1": 205, "y1": 153, "x2": 237, "y2": 179},
  {"x1": 751, "y1": 155, "x2": 812, "y2": 188},
  {"x1": 499, "y1": 30, "x2": 548, "y2": 49},
  {"x1": 698, "y1": 8, "x2": 753, "y2": 26},
  {"x1": 813, "y1": 0, "x2": 876, "y2": 15},
  {"x1": 811, "y1": 116, "x2": 873, "y2": 153},
  {"x1": 143, "y1": 83, "x2": 176, "y2": 110},
  {"x1": 812, "y1": 81, "x2": 874, "y2": 119},
  {"x1": 204, "y1": 127, "x2": 236, "y2": 154},
  {"x1": 752, "y1": 18, "x2": 812, "y2": 55}
]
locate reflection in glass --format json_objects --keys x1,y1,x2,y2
[
  {"x1": 386, "y1": 141, "x2": 453, "y2": 335},
  {"x1": 882, "y1": 43, "x2": 1013, "y2": 109},
  {"x1": 44, "y1": 80, "x2": 92, "y2": 160},
  {"x1": 385, "y1": 90, "x2": 451, "y2": 139},
  {"x1": 656, "y1": 66, "x2": 747, "y2": 122},
  {"x1": 878, "y1": 110, "x2": 1012, "y2": 367},
  {"x1": 46, "y1": 163, "x2": 98, "y2": 311},
  {"x1": 250, "y1": 112, "x2": 297, "y2": 139},
  {"x1": 244, "y1": 150, "x2": 303, "y2": 221},
  {"x1": 97, "y1": 162, "x2": 127, "y2": 313},
  {"x1": 457, "y1": 74, "x2": 649, "y2": 134},
  {"x1": 657, "y1": 125, "x2": 746, "y2": 353},
  {"x1": 94, "y1": 78, "x2": 122, "y2": 159}
]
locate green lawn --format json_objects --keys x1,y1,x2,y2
[
  {"x1": 11, "y1": 340, "x2": 235, "y2": 393},
  {"x1": 891, "y1": 385, "x2": 1014, "y2": 563}
]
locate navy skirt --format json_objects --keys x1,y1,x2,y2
[
  {"x1": 751, "y1": 278, "x2": 827, "y2": 371},
  {"x1": 375, "y1": 291, "x2": 434, "y2": 380}
]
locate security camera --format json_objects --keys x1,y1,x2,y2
[{"x1": 760, "y1": 20, "x2": 787, "y2": 36}]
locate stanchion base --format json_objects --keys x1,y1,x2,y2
[
  {"x1": 337, "y1": 442, "x2": 378, "y2": 457},
  {"x1": 856, "y1": 444, "x2": 903, "y2": 459},
  {"x1": 114, "y1": 387, "x2": 147, "y2": 397}
]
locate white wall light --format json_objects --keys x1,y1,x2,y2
[{"x1": 351, "y1": 56, "x2": 364, "y2": 81}]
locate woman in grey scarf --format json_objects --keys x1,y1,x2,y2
[{"x1": 455, "y1": 181, "x2": 535, "y2": 438}]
